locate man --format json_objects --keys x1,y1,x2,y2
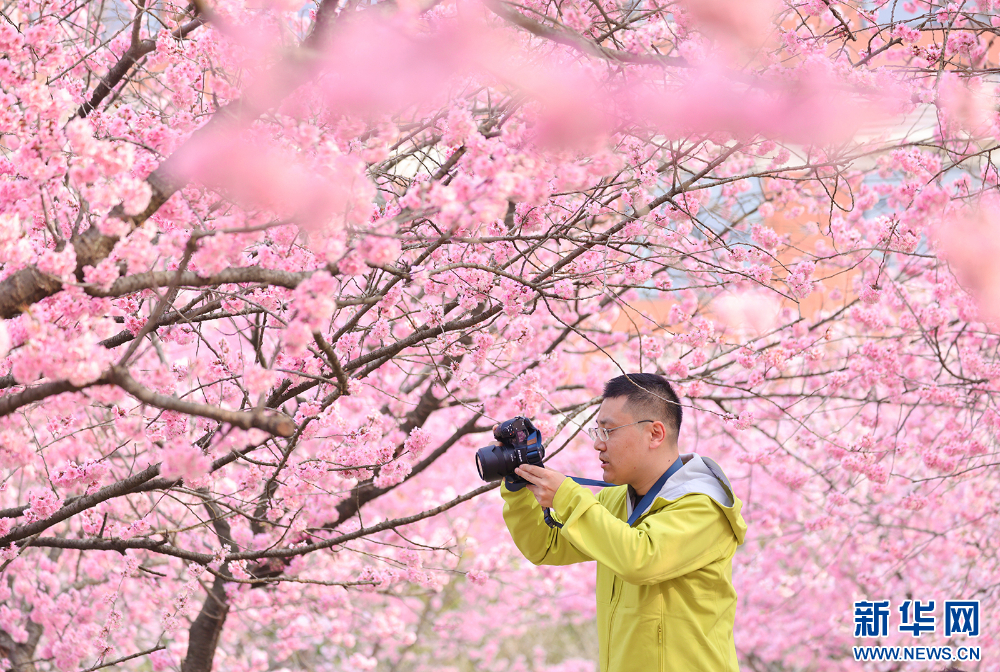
[{"x1": 501, "y1": 373, "x2": 747, "y2": 672}]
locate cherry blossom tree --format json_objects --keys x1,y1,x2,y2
[{"x1": 2, "y1": 0, "x2": 1000, "y2": 670}]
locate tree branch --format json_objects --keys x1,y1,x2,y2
[
  {"x1": 90, "y1": 267, "x2": 311, "y2": 297},
  {"x1": 230, "y1": 482, "x2": 500, "y2": 562},
  {"x1": 181, "y1": 575, "x2": 229, "y2": 672},
  {"x1": 0, "y1": 377, "x2": 104, "y2": 418},
  {"x1": 486, "y1": 0, "x2": 686, "y2": 66},
  {"x1": 0, "y1": 462, "x2": 162, "y2": 546},
  {"x1": 77, "y1": 14, "x2": 207, "y2": 118},
  {"x1": 25, "y1": 481, "x2": 499, "y2": 566},
  {"x1": 107, "y1": 367, "x2": 295, "y2": 437},
  {"x1": 79, "y1": 645, "x2": 167, "y2": 672},
  {"x1": 0, "y1": 438, "x2": 268, "y2": 521},
  {"x1": 0, "y1": 0, "x2": 336, "y2": 319}
]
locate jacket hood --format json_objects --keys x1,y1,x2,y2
[{"x1": 626, "y1": 452, "x2": 748, "y2": 544}]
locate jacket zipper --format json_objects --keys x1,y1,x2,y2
[
  {"x1": 658, "y1": 623, "x2": 664, "y2": 672},
  {"x1": 605, "y1": 575, "x2": 623, "y2": 671}
]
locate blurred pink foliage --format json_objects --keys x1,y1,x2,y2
[{"x1": 936, "y1": 199, "x2": 1000, "y2": 324}]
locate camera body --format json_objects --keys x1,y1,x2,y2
[{"x1": 475, "y1": 416, "x2": 544, "y2": 485}]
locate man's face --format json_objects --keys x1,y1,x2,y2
[{"x1": 593, "y1": 396, "x2": 648, "y2": 488}]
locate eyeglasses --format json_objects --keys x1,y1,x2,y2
[{"x1": 586, "y1": 420, "x2": 654, "y2": 442}]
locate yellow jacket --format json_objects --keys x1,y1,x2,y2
[{"x1": 501, "y1": 453, "x2": 747, "y2": 672}]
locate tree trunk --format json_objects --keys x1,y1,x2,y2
[
  {"x1": 0, "y1": 622, "x2": 44, "y2": 672},
  {"x1": 181, "y1": 575, "x2": 230, "y2": 672}
]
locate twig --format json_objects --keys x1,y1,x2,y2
[
  {"x1": 824, "y1": 0, "x2": 856, "y2": 41},
  {"x1": 79, "y1": 645, "x2": 166, "y2": 672},
  {"x1": 855, "y1": 37, "x2": 903, "y2": 68}
]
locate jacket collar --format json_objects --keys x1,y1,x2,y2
[{"x1": 624, "y1": 453, "x2": 747, "y2": 543}]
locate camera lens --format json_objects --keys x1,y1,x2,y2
[{"x1": 475, "y1": 445, "x2": 505, "y2": 481}]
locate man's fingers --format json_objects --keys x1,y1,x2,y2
[
  {"x1": 515, "y1": 466, "x2": 542, "y2": 484},
  {"x1": 518, "y1": 464, "x2": 545, "y2": 475}
]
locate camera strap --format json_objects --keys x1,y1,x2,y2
[
  {"x1": 626, "y1": 457, "x2": 683, "y2": 526},
  {"x1": 542, "y1": 458, "x2": 684, "y2": 529},
  {"x1": 542, "y1": 477, "x2": 614, "y2": 528}
]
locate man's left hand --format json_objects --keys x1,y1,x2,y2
[{"x1": 514, "y1": 464, "x2": 566, "y2": 508}]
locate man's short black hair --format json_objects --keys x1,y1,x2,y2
[{"x1": 603, "y1": 373, "x2": 683, "y2": 441}]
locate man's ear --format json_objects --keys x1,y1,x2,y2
[{"x1": 649, "y1": 420, "x2": 667, "y2": 449}]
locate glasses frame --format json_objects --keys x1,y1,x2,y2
[{"x1": 587, "y1": 419, "x2": 654, "y2": 442}]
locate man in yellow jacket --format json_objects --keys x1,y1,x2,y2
[{"x1": 502, "y1": 373, "x2": 748, "y2": 672}]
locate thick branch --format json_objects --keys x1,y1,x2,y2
[
  {"x1": 0, "y1": 268, "x2": 63, "y2": 320},
  {"x1": 108, "y1": 367, "x2": 295, "y2": 437},
  {"x1": 0, "y1": 377, "x2": 102, "y2": 418},
  {"x1": 180, "y1": 494, "x2": 235, "y2": 672},
  {"x1": 0, "y1": 368, "x2": 292, "y2": 438},
  {"x1": 23, "y1": 536, "x2": 204, "y2": 562},
  {"x1": 92, "y1": 267, "x2": 311, "y2": 296}
]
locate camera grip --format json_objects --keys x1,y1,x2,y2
[{"x1": 504, "y1": 474, "x2": 529, "y2": 491}]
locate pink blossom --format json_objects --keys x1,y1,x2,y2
[
  {"x1": 665, "y1": 360, "x2": 689, "y2": 379},
  {"x1": 24, "y1": 488, "x2": 60, "y2": 523},
  {"x1": 859, "y1": 284, "x2": 881, "y2": 305},
  {"x1": 36, "y1": 247, "x2": 76, "y2": 280},
  {"x1": 751, "y1": 224, "x2": 780, "y2": 250},
  {"x1": 678, "y1": 0, "x2": 776, "y2": 52},
  {"x1": 82, "y1": 258, "x2": 120, "y2": 291},
  {"x1": 359, "y1": 236, "x2": 402, "y2": 267},
  {"x1": 937, "y1": 72, "x2": 993, "y2": 132},
  {"x1": 467, "y1": 570, "x2": 489, "y2": 585},
  {"x1": 726, "y1": 410, "x2": 755, "y2": 431},
  {"x1": 403, "y1": 427, "x2": 432, "y2": 460},
  {"x1": 150, "y1": 649, "x2": 176, "y2": 672},
  {"x1": 244, "y1": 365, "x2": 279, "y2": 397},
  {"x1": 715, "y1": 291, "x2": 781, "y2": 334},
  {"x1": 373, "y1": 459, "x2": 413, "y2": 488},
  {"x1": 936, "y1": 204, "x2": 1000, "y2": 323},
  {"x1": 160, "y1": 441, "x2": 211, "y2": 482}
]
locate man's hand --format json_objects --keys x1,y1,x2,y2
[{"x1": 514, "y1": 464, "x2": 567, "y2": 508}]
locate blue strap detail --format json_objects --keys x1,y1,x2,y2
[
  {"x1": 570, "y1": 476, "x2": 616, "y2": 488},
  {"x1": 626, "y1": 457, "x2": 683, "y2": 527},
  {"x1": 542, "y1": 461, "x2": 683, "y2": 529}
]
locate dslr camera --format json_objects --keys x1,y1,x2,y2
[{"x1": 475, "y1": 416, "x2": 544, "y2": 486}]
